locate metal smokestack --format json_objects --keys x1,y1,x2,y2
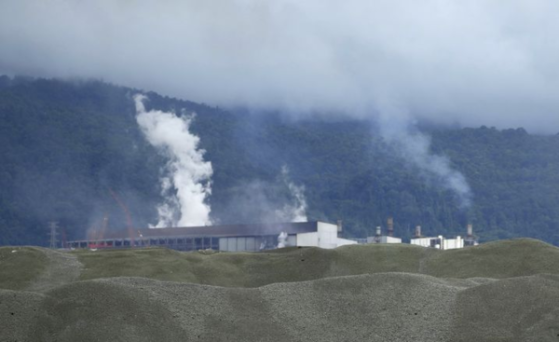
[
  {"x1": 464, "y1": 223, "x2": 478, "y2": 247},
  {"x1": 387, "y1": 217, "x2": 394, "y2": 237},
  {"x1": 374, "y1": 226, "x2": 382, "y2": 244},
  {"x1": 415, "y1": 225, "x2": 422, "y2": 238}
]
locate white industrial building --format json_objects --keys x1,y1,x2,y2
[
  {"x1": 410, "y1": 235, "x2": 464, "y2": 250},
  {"x1": 296, "y1": 221, "x2": 357, "y2": 249},
  {"x1": 365, "y1": 222, "x2": 479, "y2": 250},
  {"x1": 67, "y1": 218, "x2": 479, "y2": 252},
  {"x1": 367, "y1": 235, "x2": 402, "y2": 244},
  {"x1": 67, "y1": 221, "x2": 356, "y2": 252},
  {"x1": 367, "y1": 218, "x2": 402, "y2": 244},
  {"x1": 410, "y1": 224, "x2": 478, "y2": 250}
]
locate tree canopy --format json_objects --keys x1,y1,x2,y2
[{"x1": 1, "y1": 77, "x2": 558, "y2": 246}]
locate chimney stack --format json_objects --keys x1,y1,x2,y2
[
  {"x1": 415, "y1": 225, "x2": 422, "y2": 238},
  {"x1": 467, "y1": 224, "x2": 473, "y2": 237},
  {"x1": 387, "y1": 217, "x2": 394, "y2": 237},
  {"x1": 376, "y1": 226, "x2": 382, "y2": 237},
  {"x1": 337, "y1": 220, "x2": 343, "y2": 232}
]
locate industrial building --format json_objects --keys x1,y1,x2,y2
[
  {"x1": 410, "y1": 235, "x2": 464, "y2": 250},
  {"x1": 67, "y1": 217, "x2": 479, "y2": 252},
  {"x1": 67, "y1": 221, "x2": 357, "y2": 252},
  {"x1": 409, "y1": 224, "x2": 478, "y2": 250},
  {"x1": 366, "y1": 220, "x2": 479, "y2": 250},
  {"x1": 367, "y1": 217, "x2": 403, "y2": 244}
]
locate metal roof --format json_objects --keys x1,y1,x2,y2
[{"x1": 97, "y1": 221, "x2": 321, "y2": 240}]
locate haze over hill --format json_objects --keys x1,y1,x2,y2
[
  {"x1": 2, "y1": 0, "x2": 559, "y2": 134},
  {"x1": 2, "y1": 1, "x2": 559, "y2": 246},
  {"x1": 1, "y1": 77, "x2": 559, "y2": 246}
]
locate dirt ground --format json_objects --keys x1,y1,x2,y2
[{"x1": 1, "y1": 239, "x2": 559, "y2": 341}]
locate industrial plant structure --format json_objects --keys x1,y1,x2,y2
[
  {"x1": 67, "y1": 217, "x2": 479, "y2": 252},
  {"x1": 366, "y1": 219, "x2": 479, "y2": 250},
  {"x1": 67, "y1": 221, "x2": 357, "y2": 252},
  {"x1": 367, "y1": 217, "x2": 403, "y2": 244},
  {"x1": 409, "y1": 224, "x2": 478, "y2": 250}
]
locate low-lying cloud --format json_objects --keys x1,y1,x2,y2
[{"x1": 1, "y1": 0, "x2": 559, "y2": 132}]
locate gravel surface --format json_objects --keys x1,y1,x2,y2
[
  {"x1": 2, "y1": 239, "x2": 559, "y2": 341},
  {"x1": 2, "y1": 273, "x2": 559, "y2": 342},
  {"x1": 25, "y1": 248, "x2": 83, "y2": 292}
]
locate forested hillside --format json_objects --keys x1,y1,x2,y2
[{"x1": 1, "y1": 76, "x2": 558, "y2": 245}]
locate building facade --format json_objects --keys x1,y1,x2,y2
[{"x1": 67, "y1": 221, "x2": 357, "y2": 252}]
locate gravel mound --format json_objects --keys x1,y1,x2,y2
[
  {"x1": 2, "y1": 273, "x2": 559, "y2": 342},
  {"x1": 71, "y1": 238, "x2": 559, "y2": 288},
  {"x1": 0, "y1": 247, "x2": 82, "y2": 291},
  {"x1": 450, "y1": 274, "x2": 559, "y2": 342},
  {"x1": 0, "y1": 246, "x2": 48, "y2": 290},
  {"x1": 25, "y1": 248, "x2": 83, "y2": 292},
  {"x1": 2, "y1": 239, "x2": 559, "y2": 341}
]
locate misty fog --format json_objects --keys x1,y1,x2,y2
[{"x1": 1, "y1": 0, "x2": 558, "y2": 133}]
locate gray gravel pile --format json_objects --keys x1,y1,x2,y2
[
  {"x1": 3, "y1": 239, "x2": 559, "y2": 341},
  {"x1": 450, "y1": 274, "x2": 559, "y2": 342},
  {"x1": 2, "y1": 273, "x2": 559, "y2": 342},
  {"x1": 25, "y1": 248, "x2": 83, "y2": 292}
]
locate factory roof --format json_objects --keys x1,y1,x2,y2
[{"x1": 97, "y1": 221, "x2": 322, "y2": 240}]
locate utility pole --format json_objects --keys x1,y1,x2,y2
[{"x1": 48, "y1": 221, "x2": 58, "y2": 249}]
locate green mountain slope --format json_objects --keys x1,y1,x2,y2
[{"x1": 1, "y1": 76, "x2": 559, "y2": 245}]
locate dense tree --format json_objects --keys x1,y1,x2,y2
[{"x1": 0, "y1": 77, "x2": 558, "y2": 246}]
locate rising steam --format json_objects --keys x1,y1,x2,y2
[
  {"x1": 378, "y1": 103, "x2": 472, "y2": 208},
  {"x1": 134, "y1": 94, "x2": 213, "y2": 227},
  {"x1": 217, "y1": 166, "x2": 308, "y2": 224},
  {"x1": 276, "y1": 166, "x2": 308, "y2": 222}
]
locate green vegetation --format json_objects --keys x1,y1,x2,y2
[
  {"x1": 423, "y1": 238, "x2": 559, "y2": 279},
  {"x1": 0, "y1": 247, "x2": 47, "y2": 290},
  {"x1": 76, "y1": 247, "x2": 346, "y2": 287},
  {"x1": 1, "y1": 76, "x2": 559, "y2": 245},
  {"x1": 3, "y1": 239, "x2": 559, "y2": 291},
  {"x1": 70, "y1": 239, "x2": 559, "y2": 287}
]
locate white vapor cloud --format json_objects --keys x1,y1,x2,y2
[
  {"x1": 378, "y1": 102, "x2": 472, "y2": 208},
  {"x1": 1, "y1": 0, "x2": 559, "y2": 132},
  {"x1": 276, "y1": 166, "x2": 307, "y2": 222},
  {"x1": 134, "y1": 94, "x2": 213, "y2": 227}
]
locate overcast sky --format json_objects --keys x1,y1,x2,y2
[{"x1": 1, "y1": 0, "x2": 558, "y2": 133}]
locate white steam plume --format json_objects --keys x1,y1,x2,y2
[
  {"x1": 276, "y1": 166, "x2": 308, "y2": 222},
  {"x1": 134, "y1": 94, "x2": 213, "y2": 227},
  {"x1": 378, "y1": 101, "x2": 472, "y2": 208}
]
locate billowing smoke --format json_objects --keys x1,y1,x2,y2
[
  {"x1": 378, "y1": 103, "x2": 472, "y2": 208},
  {"x1": 134, "y1": 94, "x2": 212, "y2": 227},
  {"x1": 276, "y1": 166, "x2": 308, "y2": 222}
]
